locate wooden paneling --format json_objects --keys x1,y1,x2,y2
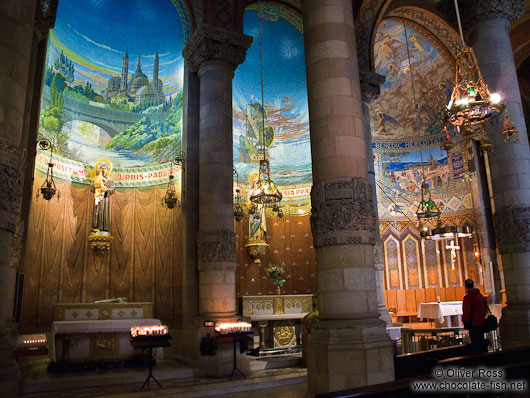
[
  {"x1": 396, "y1": 290, "x2": 407, "y2": 314},
  {"x1": 445, "y1": 287, "x2": 456, "y2": 301},
  {"x1": 405, "y1": 289, "x2": 416, "y2": 314},
  {"x1": 425, "y1": 288, "x2": 436, "y2": 303},
  {"x1": 235, "y1": 213, "x2": 316, "y2": 297},
  {"x1": 415, "y1": 289, "x2": 426, "y2": 312},
  {"x1": 455, "y1": 286, "x2": 466, "y2": 301},
  {"x1": 435, "y1": 287, "x2": 446, "y2": 302}
]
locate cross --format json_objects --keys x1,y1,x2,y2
[{"x1": 446, "y1": 239, "x2": 460, "y2": 270}]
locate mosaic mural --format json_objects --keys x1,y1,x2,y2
[
  {"x1": 232, "y1": 4, "x2": 311, "y2": 203},
  {"x1": 371, "y1": 18, "x2": 473, "y2": 222},
  {"x1": 370, "y1": 19, "x2": 454, "y2": 141},
  {"x1": 37, "y1": 0, "x2": 188, "y2": 185}
]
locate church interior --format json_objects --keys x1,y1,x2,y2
[{"x1": 1, "y1": 0, "x2": 530, "y2": 396}]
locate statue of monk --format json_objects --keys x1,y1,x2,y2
[{"x1": 91, "y1": 162, "x2": 115, "y2": 232}]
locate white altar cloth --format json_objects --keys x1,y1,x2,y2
[
  {"x1": 418, "y1": 301, "x2": 463, "y2": 326},
  {"x1": 51, "y1": 318, "x2": 161, "y2": 362},
  {"x1": 386, "y1": 326, "x2": 402, "y2": 341}
]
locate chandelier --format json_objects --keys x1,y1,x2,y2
[
  {"x1": 36, "y1": 137, "x2": 60, "y2": 201},
  {"x1": 420, "y1": 218, "x2": 472, "y2": 241},
  {"x1": 161, "y1": 153, "x2": 183, "y2": 209},
  {"x1": 440, "y1": 0, "x2": 517, "y2": 152},
  {"x1": 233, "y1": 167, "x2": 245, "y2": 222},
  {"x1": 247, "y1": 5, "x2": 282, "y2": 218}
]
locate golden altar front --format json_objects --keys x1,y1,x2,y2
[
  {"x1": 52, "y1": 302, "x2": 161, "y2": 362},
  {"x1": 241, "y1": 294, "x2": 313, "y2": 349}
]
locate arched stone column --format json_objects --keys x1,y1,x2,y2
[
  {"x1": 182, "y1": 23, "x2": 252, "y2": 376},
  {"x1": 461, "y1": 0, "x2": 530, "y2": 348},
  {"x1": 0, "y1": 0, "x2": 56, "y2": 394},
  {"x1": 303, "y1": 1, "x2": 394, "y2": 394},
  {"x1": 360, "y1": 70, "x2": 392, "y2": 327}
]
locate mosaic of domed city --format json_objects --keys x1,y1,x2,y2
[
  {"x1": 232, "y1": 4, "x2": 312, "y2": 206},
  {"x1": 36, "y1": 0, "x2": 189, "y2": 187},
  {"x1": 370, "y1": 19, "x2": 473, "y2": 221}
]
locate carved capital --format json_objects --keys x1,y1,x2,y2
[
  {"x1": 439, "y1": 0, "x2": 522, "y2": 32},
  {"x1": 310, "y1": 178, "x2": 376, "y2": 249},
  {"x1": 494, "y1": 205, "x2": 530, "y2": 254},
  {"x1": 183, "y1": 23, "x2": 253, "y2": 73},
  {"x1": 0, "y1": 164, "x2": 23, "y2": 233},
  {"x1": 198, "y1": 229, "x2": 237, "y2": 263},
  {"x1": 360, "y1": 70, "x2": 385, "y2": 103},
  {"x1": 34, "y1": 0, "x2": 58, "y2": 37}
]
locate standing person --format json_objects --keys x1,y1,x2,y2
[{"x1": 462, "y1": 279, "x2": 488, "y2": 344}]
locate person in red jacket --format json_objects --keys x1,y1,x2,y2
[{"x1": 462, "y1": 279, "x2": 488, "y2": 344}]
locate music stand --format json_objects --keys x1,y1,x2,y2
[{"x1": 130, "y1": 334, "x2": 171, "y2": 389}]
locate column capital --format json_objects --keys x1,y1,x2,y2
[
  {"x1": 439, "y1": 0, "x2": 523, "y2": 32},
  {"x1": 493, "y1": 205, "x2": 530, "y2": 254},
  {"x1": 310, "y1": 178, "x2": 376, "y2": 249},
  {"x1": 34, "y1": 0, "x2": 59, "y2": 38},
  {"x1": 183, "y1": 23, "x2": 253, "y2": 74},
  {"x1": 197, "y1": 229, "x2": 237, "y2": 265},
  {"x1": 359, "y1": 70, "x2": 385, "y2": 103}
]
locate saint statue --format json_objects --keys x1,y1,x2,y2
[{"x1": 91, "y1": 159, "x2": 115, "y2": 232}]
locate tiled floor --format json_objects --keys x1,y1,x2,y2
[{"x1": 19, "y1": 356, "x2": 308, "y2": 398}]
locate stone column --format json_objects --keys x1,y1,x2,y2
[
  {"x1": 180, "y1": 65, "x2": 200, "y2": 327},
  {"x1": 0, "y1": 0, "x2": 53, "y2": 394},
  {"x1": 303, "y1": 1, "x2": 394, "y2": 394},
  {"x1": 463, "y1": 0, "x2": 530, "y2": 348},
  {"x1": 183, "y1": 24, "x2": 251, "y2": 376},
  {"x1": 360, "y1": 70, "x2": 392, "y2": 327}
]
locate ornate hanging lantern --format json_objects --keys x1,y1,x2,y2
[
  {"x1": 161, "y1": 154, "x2": 183, "y2": 209},
  {"x1": 233, "y1": 167, "x2": 245, "y2": 222},
  {"x1": 502, "y1": 112, "x2": 518, "y2": 143},
  {"x1": 444, "y1": 47, "x2": 505, "y2": 128},
  {"x1": 35, "y1": 137, "x2": 60, "y2": 201},
  {"x1": 416, "y1": 182, "x2": 441, "y2": 220},
  {"x1": 440, "y1": 0, "x2": 516, "y2": 153},
  {"x1": 249, "y1": 159, "x2": 282, "y2": 209}
]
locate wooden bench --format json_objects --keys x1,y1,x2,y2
[{"x1": 385, "y1": 286, "x2": 484, "y2": 324}]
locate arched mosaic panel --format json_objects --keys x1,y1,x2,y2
[{"x1": 37, "y1": 0, "x2": 188, "y2": 187}]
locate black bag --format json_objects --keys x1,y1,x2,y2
[{"x1": 484, "y1": 306, "x2": 498, "y2": 332}]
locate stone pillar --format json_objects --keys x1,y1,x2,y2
[
  {"x1": 464, "y1": 0, "x2": 530, "y2": 348},
  {"x1": 303, "y1": 1, "x2": 394, "y2": 394},
  {"x1": 181, "y1": 65, "x2": 200, "y2": 327},
  {"x1": 0, "y1": 0, "x2": 54, "y2": 395},
  {"x1": 360, "y1": 70, "x2": 392, "y2": 327},
  {"x1": 183, "y1": 23, "x2": 251, "y2": 376}
]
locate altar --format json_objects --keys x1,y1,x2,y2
[
  {"x1": 241, "y1": 294, "x2": 313, "y2": 350},
  {"x1": 418, "y1": 301, "x2": 463, "y2": 328},
  {"x1": 52, "y1": 302, "x2": 162, "y2": 362}
]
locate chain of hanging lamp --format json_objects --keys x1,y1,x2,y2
[
  {"x1": 248, "y1": 3, "x2": 283, "y2": 218},
  {"x1": 396, "y1": 8, "x2": 441, "y2": 222}
]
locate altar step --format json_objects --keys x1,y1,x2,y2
[
  {"x1": 20, "y1": 357, "x2": 194, "y2": 395},
  {"x1": 245, "y1": 352, "x2": 302, "y2": 373}
]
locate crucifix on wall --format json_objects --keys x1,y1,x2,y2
[{"x1": 445, "y1": 239, "x2": 460, "y2": 270}]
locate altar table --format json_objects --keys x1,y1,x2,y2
[
  {"x1": 418, "y1": 301, "x2": 463, "y2": 327},
  {"x1": 51, "y1": 302, "x2": 161, "y2": 362},
  {"x1": 241, "y1": 294, "x2": 313, "y2": 349}
]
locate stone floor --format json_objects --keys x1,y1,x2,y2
[{"x1": 18, "y1": 356, "x2": 308, "y2": 398}]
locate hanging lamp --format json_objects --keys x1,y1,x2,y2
[
  {"x1": 161, "y1": 153, "x2": 183, "y2": 209},
  {"x1": 233, "y1": 167, "x2": 245, "y2": 222},
  {"x1": 247, "y1": 4, "x2": 282, "y2": 218},
  {"x1": 36, "y1": 137, "x2": 60, "y2": 201},
  {"x1": 440, "y1": 0, "x2": 516, "y2": 151}
]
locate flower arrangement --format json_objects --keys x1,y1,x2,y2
[{"x1": 264, "y1": 264, "x2": 286, "y2": 287}]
